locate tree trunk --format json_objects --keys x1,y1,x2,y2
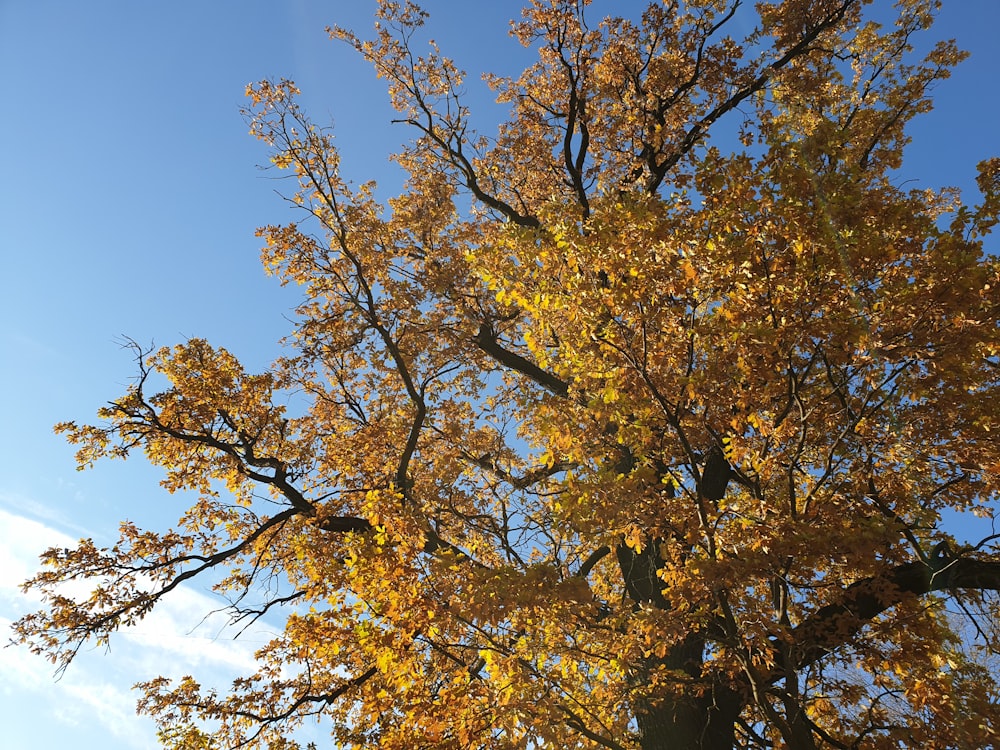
[
  {"x1": 635, "y1": 686, "x2": 742, "y2": 750},
  {"x1": 617, "y1": 543, "x2": 743, "y2": 750}
]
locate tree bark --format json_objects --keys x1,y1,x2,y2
[
  {"x1": 615, "y1": 537, "x2": 1000, "y2": 749},
  {"x1": 790, "y1": 552, "x2": 1000, "y2": 671},
  {"x1": 617, "y1": 542, "x2": 743, "y2": 750},
  {"x1": 635, "y1": 685, "x2": 742, "y2": 750}
]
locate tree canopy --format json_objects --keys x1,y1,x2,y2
[{"x1": 14, "y1": 1, "x2": 1000, "y2": 748}]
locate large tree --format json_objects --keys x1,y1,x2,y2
[{"x1": 14, "y1": 1, "x2": 1000, "y2": 748}]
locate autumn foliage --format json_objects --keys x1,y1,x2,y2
[{"x1": 14, "y1": 1, "x2": 1000, "y2": 748}]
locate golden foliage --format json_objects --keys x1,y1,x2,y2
[{"x1": 14, "y1": 1, "x2": 1000, "y2": 749}]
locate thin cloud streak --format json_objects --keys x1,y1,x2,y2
[{"x1": 2, "y1": 507, "x2": 279, "y2": 749}]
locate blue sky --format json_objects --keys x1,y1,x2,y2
[{"x1": 1, "y1": 2, "x2": 998, "y2": 749}]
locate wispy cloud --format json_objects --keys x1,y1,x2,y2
[
  {"x1": 0, "y1": 488, "x2": 91, "y2": 537},
  {"x1": 2, "y1": 507, "x2": 279, "y2": 749},
  {"x1": 0, "y1": 506, "x2": 76, "y2": 603},
  {"x1": 0, "y1": 613, "x2": 160, "y2": 750}
]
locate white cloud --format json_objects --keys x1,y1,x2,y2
[
  {"x1": 0, "y1": 613, "x2": 158, "y2": 750},
  {"x1": 2, "y1": 506, "x2": 281, "y2": 749},
  {"x1": 123, "y1": 586, "x2": 279, "y2": 676},
  {"x1": 0, "y1": 615, "x2": 50, "y2": 693},
  {"x1": 0, "y1": 488, "x2": 79, "y2": 529},
  {"x1": 0, "y1": 506, "x2": 76, "y2": 602},
  {"x1": 60, "y1": 679, "x2": 159, "y2": 747}
]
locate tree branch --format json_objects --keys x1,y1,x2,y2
[
  {"x1": 790, "y1": 552, "x2": 1000, "y2": 671},
  {"x1": 641, "y1": 0, "x2": 858, "y2": 193},
  {"x1": 474, "y1": 323, "x2": 570, "y2": 398}
]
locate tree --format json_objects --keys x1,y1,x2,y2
[{"x1": 13, "y1": 0, "x2": 1000, "y2": 748}]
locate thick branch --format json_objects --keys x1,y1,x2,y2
[
  {"x1": 576, "y1": 545, "x2": 611, "y2": 580},
  {"x1": 474, "y1": 324, "x2": 570, "y2": 398},
  {"x1": 317, "y1": 516, "x2": 373, "y2": 533},
  {"x1": 791, "y1": 553, "x2": 1000, "y2": 671},
  {"x1": 461, "y1": 449, "x2": 575, "y2": 490}
]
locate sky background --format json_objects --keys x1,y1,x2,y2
[{"x1": 1, "y1": 2, "x2": 998, "y2": 749}]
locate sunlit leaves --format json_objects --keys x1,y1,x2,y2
[{"x1": 13, "y1": 1, "x2": 1000, "y2": 749}]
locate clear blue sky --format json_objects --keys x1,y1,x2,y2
[{"x1": 1, "y1": 3, "x2": 997, "y2": 749}]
